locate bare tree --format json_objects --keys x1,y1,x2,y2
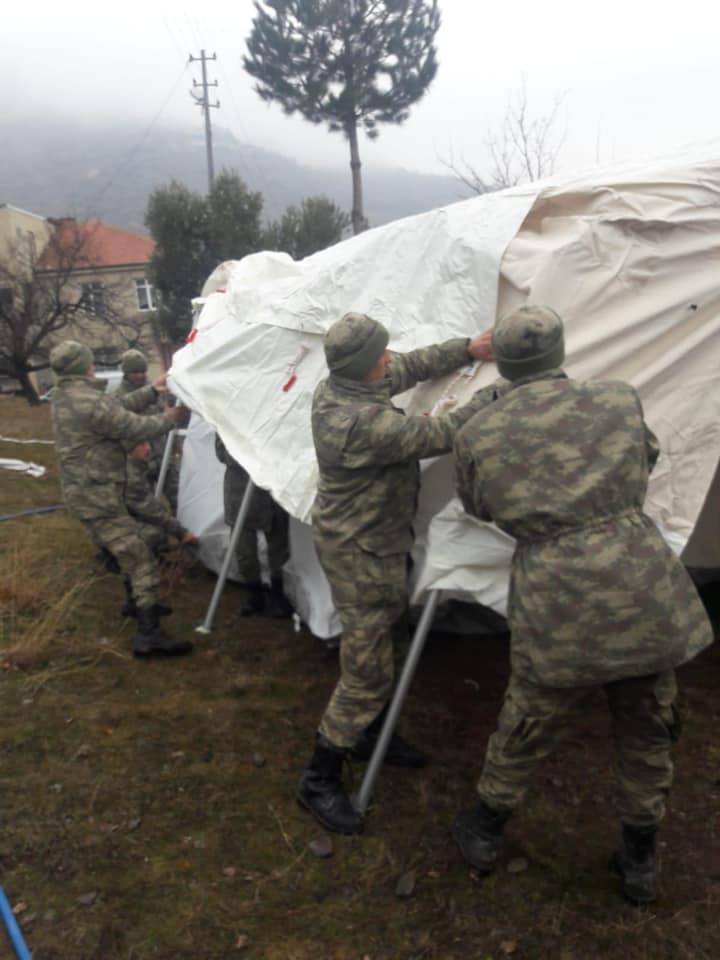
[
  {"x1": 445, "y1": 81, "x2": 567, "y2": 195},
  {"x1": 0, "y1": 220, "x2": 144, "y2": 404}
]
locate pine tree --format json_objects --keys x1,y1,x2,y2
[{"x1": 244, "y1": 0, "x2": 440, "y2": 235}]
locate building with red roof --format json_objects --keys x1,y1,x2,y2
[{"x1": 0, "y1": 206, "x2": 164, "y2": 390}]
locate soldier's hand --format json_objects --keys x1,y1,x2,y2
[
  {"x1": 181, "y1": 531, "x2": 199, "y2": 545},
  {"x1": 153, "y1": 373, "x2": 169, "y2": 393},
  {"x1": 164, "y1": 404, "x2": 189, "y2": 426},
  {"x1": 468, "y1": 329, "x2": 494, "y2": 363},
  {"x1": 129, "y1": 441, "x2": 152, "y2": 462}
]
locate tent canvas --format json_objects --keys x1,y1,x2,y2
[{"x1": 171, "y1": 141, "x2": 720, "y2": 638}]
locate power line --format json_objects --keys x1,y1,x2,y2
[
  {"x1": 214, "y1": 56, "x2": 272, "y2": 195},
  {"x1": 84, "y1": 61, "x2": 190, "y2": 218},
  {"x1": 158, "y1": 6, "x2": 186, "y2": 59},
  {"x1": 182, "y1": 6, "x2": 203, "y2": 50}
]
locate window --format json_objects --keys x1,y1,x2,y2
[
  {"x1": 134, "y1": 277, "x2": 156, "y2": 311},
  {"x1": 81, "y1": 282, "x2": 105, "y2": 315}
]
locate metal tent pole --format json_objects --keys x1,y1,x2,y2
[
  {"x1": 353, "y1": 589, "x2": 440, "y2": 815},
  {"x1": 154, "y1": 428, "x2": 177, "y2": 499},
  {"x1": 195, "y1": 479, "x2": 256, "y2": 635}
]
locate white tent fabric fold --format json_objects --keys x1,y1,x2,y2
[{"x1": 172, "y1": 141, "x2": 720, "y2": 638}]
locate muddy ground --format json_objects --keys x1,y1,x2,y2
[{"x1": 2, "y1": 396, "x2": 720, "y2": 960}]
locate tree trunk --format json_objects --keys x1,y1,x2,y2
[
  {"x1": 17, "y1": 368, "x2": 41, "y2": 405},
  {"x1": 347, "y1": 119, "x2": 365, "y2": 235}
]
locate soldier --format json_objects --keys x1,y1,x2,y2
[
  {"x1": 452, "y1": 306, "x2": 713, "y2": 903},
  {"x1": 297, "y1": 312, "x2": 502, "y2": 835},
  {"x1": 117, "y1": 348, "x2": 180, "y2": 510},
  {"x1": 214, "y1": 434, "x2": 292, "y2": 618},
  {"x1": 50, "y1": 340, "x2": 192, "y2": 657},
  {"x1": 124, "y1": 441, "x2": 198, "y2": 585}
]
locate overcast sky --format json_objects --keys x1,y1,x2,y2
[{"x1": 5, "y1": 0, "x2": 720, "y2": 184}]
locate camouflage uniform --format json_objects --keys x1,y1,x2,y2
[
  {"x1": 454, "y1": 307, "x2": 713, "y2": 827},
  {"x1": 50, "y1": 342, "x2": 173, "y2": 609},
  {"x1": 214, "y1": 434, "x2": 290, "y2": 583},
  {"x1": 313, "y1": 314, "x2": 505, "y2": 749},
  {"x1": 125, "y1": 456, "x2": 187, "y2": 553},
  {"x1": 116, "y1": 350, "x2": 180, "y2": 510}
]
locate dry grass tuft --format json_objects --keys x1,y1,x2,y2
[{"x1": 0, "y1": 534, "x2": 97, "y2": 668}]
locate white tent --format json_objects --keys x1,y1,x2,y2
[{"x1": 170, "y1": 141, "x2": 720, "y2": 638}]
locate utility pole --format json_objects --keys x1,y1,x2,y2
[{"x1": 189, "y1": 50, "x2": 219, "y2": 192}]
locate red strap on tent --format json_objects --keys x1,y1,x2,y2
[{"x1": 282, "y1": 345, "x2": 310, "y2": 392}]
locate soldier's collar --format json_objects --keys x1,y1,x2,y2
[
  {"x1": 507, "y1": 368, "x2": 568, "y2": 391},
  {"x1": 55, "y1": 374, "x2": 95, "y2": 385},
  {"x1": 328, "y1": 373, "x2": 392, "y2": 399}
]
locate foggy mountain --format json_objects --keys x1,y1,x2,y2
[{"x1": 0, "y1": 114, "x2": 471, "y2": 234}]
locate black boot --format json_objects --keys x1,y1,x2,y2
[
  {"x1": 267, "y1": 577, "x2": 293, "y2": 618},
  {"x1": 350, "y1": 706, "x2": 427, "y2": 768},
  {"x1": 132, "y1": 605, "x2": 193, "y2": 658},
  {"x1": 120, "y1": 579, "x2": 172, "y2": 619},
  {"x1": 239, "y1": 581, "x2": 266, "y2": 617},
  {"x1": 454, "y1": 799, "x2": 509, "y2": 874},
  {"x1": 614, "y1": 824, "x2": 657, "y2": 904},
  {"x1": 297, "y1": 735, "x2": 363, "y2": 835}
]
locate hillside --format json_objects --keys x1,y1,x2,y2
[{"x1": 1, "y1": 113, "x2": 470, "y2": 234}]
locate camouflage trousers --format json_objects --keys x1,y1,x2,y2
[
  {"x1": 478, "y1": 670, "x2": 679, "y2": 828},
  {"x1": 234, "y1": 508, "x2": 290, "y2": 584},
  {"x1": 317, "y1": 541, "x2": 408, "y2": 749},
  {"x1": 83, "y1": 513, "x2": 159, "y2": 609}
]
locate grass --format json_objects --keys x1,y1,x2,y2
[{"x1": 2, "y1": 395, "x2": 720, "y2": 959}]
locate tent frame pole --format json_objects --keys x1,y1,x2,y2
[
  {"x1": 154, "y1": 428, "x2": 177, "y2": 499},
  {"x1": 196, "y1": 480, "x2": 256, "y2": 635},
  {"x1": 353, "y1": 589, "x2": 440, "y2": 815}
]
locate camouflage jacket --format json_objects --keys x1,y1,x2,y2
[
  {"x1": 454, "y1": 370, "x2": 713, "y2": 686},
  {"x1": 312, "y1": 338, "x2": 504, "y2": 556},
  {"x1": 51, "y1": 375, "x2": 171, "y2": 521},
  {"x1": 214, "y1": 434, "x2": 284, "y2": 531},
  {"x1": 116, "y1": 376, "x2": 166, "y2": 469}
]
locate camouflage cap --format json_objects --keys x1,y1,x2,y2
[
  {"x1": 324, "y1": 312, "x2": 390, "y2": 380},
  {"x1": 121, "y1": 349, "x2": 148, "y2": 374},
  {"x1": 49, "y1": 340, "x2": 94, "y2": 376},
  {"x1": 492, "y1": 306, "x2": 565, "y2": 380}
]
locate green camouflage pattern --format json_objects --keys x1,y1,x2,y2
[
  {"x1": 51, "y1": 374, "x2": 172, "y2": 609},
  {"x1": 312, "y1": 339, "x2": 506, "y2": 748},
  {"x1": 312, "y1": 338, "x2": 505, "y2": 556},
  {"x1": 83, "y1": 514, "x2": 159, "y2": 607},
  {"x1": 125, "y1": 457, "x2": 186, "y2": 545},
  {"x1": 50, "y1": 340, "x2": 93, "y2": 376},
  {"x1": 324, "y1": 312, "x2": 390, "y2": 380},
  {"x1": 477, "y1": 670, "x2": 679, "y2": 827},
  {"x1": 317, "y1": 542, "x2": 407, "y2": 748},
  {"x1": 51, "y1": 376, "x2": 171, "y2": 521},
  {"x1": 214, "y1": 435, "x2": 289, "y2": 582},
  {"x1": 120, "y1": 349, "x2": 148, "y2": 374},
  {"x1": 117, "y1": 376, "x2": 180, "y2": 509},
  {"x1": 492, "y1": 305, "x2": 564, "y2": 381},
  {"x1": 454, "y1": 372, "x2": 713, "y2": 687}
]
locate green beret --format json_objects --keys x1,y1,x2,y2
[
  {"x1": 324, "y1": 312, "x2": 390, "y2": 381},
  {"x1": 492, "y1": 306, "x2": 565, "y2": 381},
  {"x1": 49, "y1": 340, "x2": 94, "y2": 376},
  {"x1": 121, "y1": 349, "x2": 148, "y2": 374}
]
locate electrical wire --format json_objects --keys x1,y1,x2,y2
[{"x1": 82, "y1": 60, "x2": 190, "y2": 218}]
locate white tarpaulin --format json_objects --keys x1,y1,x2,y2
[{"x1": 171, "y1": 141, "x2": 720, "y2": 637}]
